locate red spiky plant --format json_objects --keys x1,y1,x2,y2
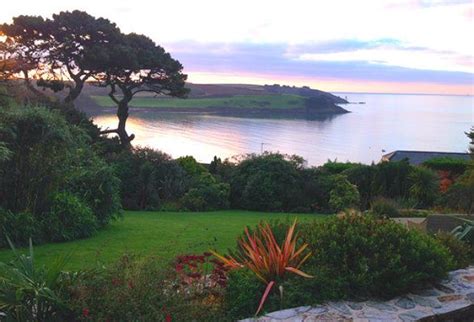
[{"x1": 211, "y1": 220, "x2": 312, "y2": 315}]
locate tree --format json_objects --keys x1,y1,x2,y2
[
  {"x1": 46, "y1": 11, "x2": 122, "y2": 104},
  {"x1": 1, "y1": 11, "x2": 121, "y2": 105},
  {"x1": 96, "y1": 33, "x2": 188, "y2": 147},
  {"x1": 0, "y1": 15, "x2": 51, "y2": 100},
  {"x1": 467, "y1": 127, "x2": 474, "y2": 157}
]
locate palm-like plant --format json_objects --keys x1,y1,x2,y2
[
  {"x1": 451, "y1": 218, "x2": 474, "y2": 245},
  {"x1": 0, "y1": 238, "x2": 69, "y2": 321},
  {"x1": 212, "y1": 220, "x2": 312, "y2": 315}
]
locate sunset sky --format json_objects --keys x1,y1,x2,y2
[{"x1": 2, "y1": 0, "x2": 473, "y2": 95}]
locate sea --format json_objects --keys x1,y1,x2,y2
[{"x1": 92, "y1": 93, "x2": 474, "y2": 166}]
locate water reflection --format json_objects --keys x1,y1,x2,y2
[{"x1": 92, "y1": 93, "x2": 473, "y2": 166}]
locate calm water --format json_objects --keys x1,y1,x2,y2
[{"x1": 92, "y1": 93, "x2": 473, "y2": 166}]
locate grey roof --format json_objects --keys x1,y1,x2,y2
[{"x1": 382, "y1": 150, "x2": 470, "y2": 165}]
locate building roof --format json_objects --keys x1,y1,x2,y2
[{"x1": 381, "y1": 150, "x2": 470, "y2": 165}]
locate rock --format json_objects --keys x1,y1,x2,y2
[
  {"x1": 346, "y1": 302, "x2": 363, "y2": 310},
  {"x1": 413, "y1": 289, "x2": 440, "y2": 297},
  {"x1": 365, "y1": 301, "x2": 398, "y2": 312},
  {"x1": 434, "y1": 284, "x2": 455, "y2": 294},
  {"x1": 395, "y1": 297, "x2": 416, "y2": 309},
  {"x1": 466, "y1": 292, "x2": 474, "y2": 302},
  {"x1": 462, "y1": 275, "x2": 474, "y2": 282},
  {"x1": 295, "y1": 306, "x2": 311, "y2": 314},
  {"x1": 306, "y1": 307, "x2": 327, "y2": 315},
  {"x1": 410, "y1": 295, "x2": 442, "y2": 308},
  {"x1": 327, "y1": 302, "x2": 352, "y2": 315},
  {"x1": 303, "y1": 312, "x2": 352, "y2": 321},
  {"x1": 437, "y1": 294, "x2": 463, "y2": 302},
  {"x1": 266, "y1": 308, "x2": 299, "y2": 320}
]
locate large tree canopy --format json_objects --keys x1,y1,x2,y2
[
  {"x1": 0, "y1": 11, "x2": 121, "y2": 105},
  {"x1": 96, "y1": 33, "x2": 188, "y2": 147}
]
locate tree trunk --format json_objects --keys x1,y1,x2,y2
[
  {"x1": 64, "y1": 80, "x2": 84, "y2": 105},
  {"x1": 116, "y1": 96, "x2": 134, "y2": 148}
]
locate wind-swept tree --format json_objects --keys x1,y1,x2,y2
[
  {"x1": 46, "y1": 10, "x2": 122, "y2": 104},
  {"x1": 96, "y1": 33, "x2": 188, "y2": 147},
  {"x1": 0, "y1": 15, "x2": 51, "y2": 99},
  {"x1": 0, "y1": 11, "x2": 121, "y2": 105}
]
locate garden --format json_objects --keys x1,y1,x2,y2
[{"x1": 1, "y1": 10, "x2": 474, "y2": 321}]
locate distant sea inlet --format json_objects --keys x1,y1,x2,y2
[{"x1": 92, "y1": 92, "x2": 473, "y2": 166}]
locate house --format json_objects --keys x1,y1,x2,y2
[{"x1": 381, "y1": 150, "x2": 470, "y2": 165}]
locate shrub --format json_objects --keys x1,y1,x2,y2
[
  {"x1": 224, "y1": 269, "x2": 271, "y2": 319},
  {"x1": 321, "y1": 161, "x2": 361, "y2": 174},
  {"x1": 0, "y1": 209, "x2": 37, "y2": 247},
  {"x1": 298, "y1": 214, "x2": 453, "y2": 299},
  {"x1": 442, "y1": 167, "x2": 474, "y2": 214},
  {"x1": 42, "y1": 192, "x2": 97, "y2": 242},
  {"x1": 435, "y1": 232, "x2": 473, "y2": 269},
  {"x1": 181, "y1": 173, "x2": 230, "y2": 211},
  {"x1": 213, "y1": 220, "x2": 312, "y2": 315},
  {"x1": 0, "y1": 239, "x2": 72, "y2": 321},
  {"x1": 113, "y1": 148, "x2": 188, "y2": 210},
  {"x1": 343, "y1": 164, "x2": 376, "y2": 210},
  {"x1": 230, "y1": 153, "x2": 303, "y2": 211},
  {"x1": 67, "y1": 254, "x2": 225, "y2": 321},
  {"x1": 67, "y1": 255, "x2": 170, "y2": 321},
  {"x1": 423, "y1": 157, "x2": 469, "y2": 176},
  {"x1": 409, "y1": 166, "x2": 439, "y2": 208},
  {"x1": 0, "y1": 106, "x2": 121, "y2": 245},
  {"x1": 328, "y1": 175, "x2": 360, "y2": 212},
  {"x1": 370, "y1": 197, "x2": 400, "y2": 218},
  {"x1": 372, "y1": 160, "x2": 412, "y2": 200}
]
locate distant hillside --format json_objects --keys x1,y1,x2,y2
[{"x1": 78, "y1": 82, "x2": 349, "y2": 118}]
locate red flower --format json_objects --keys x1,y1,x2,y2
[
  {"x1": 82, "y1": 308, "x2": 90, "y2": 317},
  {"x1": 165, "y1": 313, "x2": 172, "y2": 322}
]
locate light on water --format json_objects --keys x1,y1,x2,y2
[{"x1": 93, "y1": 93, "x2": 473, "y2": 166}]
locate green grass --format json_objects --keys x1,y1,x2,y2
[
  {"x1": 0, "y1": 210, "x2": 327, "y2": 271},
  {"x1": 91, "y1": 94, "x2": 306, "y2": 109}
]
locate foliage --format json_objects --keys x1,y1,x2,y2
[
  {"x1": 442, "y1": 167, "x2": 474, "y2": 214},
  {"x1": 0, "y1": 106, "x2": 121, "y2": 246},
  {"x1": 435, "y1": 232, "x2": 473, "y2": 269},
  {"x1": 343, "y1": 164, "x2": 376, "y2": 210},
  {"x1": 371, "y1": 160, "x2": 412, "y2": 200},
  {"x1": 212, "y1": 220, "x2": 312, "y2": 315},
  {"x1": 328, "y1": 175, "x2": 360, "y2": 212},
  {"x1": 369, "y1": 197, "x2": 400, "y2": 218},
  {"x1": 299, "y1": 214, "x2": 453, "y2": 299},
  {"x1": 423, "y1": 157, "x2": 470, "y2": 176},
  {"x1": 67, "y1": 254, "x2": 225, "y2": 321},
  {"x1": 67, "y1": 255, "x2": 170, "y2": 321},
  {"x1": 42, "y1": 192, "x2": 97, "y2": 242},
  {"x1": 230, "y1": 153, "x2": 303, "y2": 211},
  {"x1": 0, "y1": 209, "x2": 37, "y2": 247},
  {"x1": 0, "y1": 239, "x2": 71, "y2": 321},
  {"x1": 181, "y1": 173, "x2": 230, "y2": 211},
  {"x1": 450, "y1": 218, "x2": 474, "y2": 246},
  {"x1": 113, "y1": 147, "x2": 187, "y2": 210},
  {"x1": 321, "y1": 161, "x2": 361, "y2": 174},
  {"x1": 408, "y1": 166, "x2": 439, "y2": 208}
]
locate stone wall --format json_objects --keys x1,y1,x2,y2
[{"x1": 242, "y1": 267, "x2": 474, "y2": 322}]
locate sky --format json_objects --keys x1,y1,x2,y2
[{"x1": 1, "y1": 0, "x2": 473, "y2": 95}]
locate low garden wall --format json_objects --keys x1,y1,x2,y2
[{"x1": 242, "y1": 267, "x2": 474, "y2": 322}]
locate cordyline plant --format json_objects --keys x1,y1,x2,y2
[{"x1": 211, "y1": 219, "x2": 312, "y2": 315}]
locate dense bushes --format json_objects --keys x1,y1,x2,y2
[
  {"x1": 0, "y1": 107, "x2": 121, "y2": 246},
  {"x1": 441, "y1": 166, "x2": 474, "y2": 214},
  {"x1": 328, "y1": 175, "x2": 360, "y2": 212},
  {"x1": 230, "y1": 153, "x2": 303, "y2": 211},
  {"x1": 298, "y1": 215, "x2": 452, "y2": 299}
]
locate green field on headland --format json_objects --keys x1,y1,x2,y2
[{"x1": 92, "y1": 94, "x2": 307, "y2": 109}]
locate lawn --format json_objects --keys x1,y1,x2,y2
[
  {"x1": 91, "y1": 94, "x2": 306, "y2": 109},
  {"x1": 0, "y1": 210, "x2": 326, "y2": 271}
]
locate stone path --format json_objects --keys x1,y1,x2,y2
[{"x1": 242, "y1": 267, "x2": 474, "y2": 322}]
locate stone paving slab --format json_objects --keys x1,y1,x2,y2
[{"x1": 242, "y1": 267, "x2": 474, "y2": 322}]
